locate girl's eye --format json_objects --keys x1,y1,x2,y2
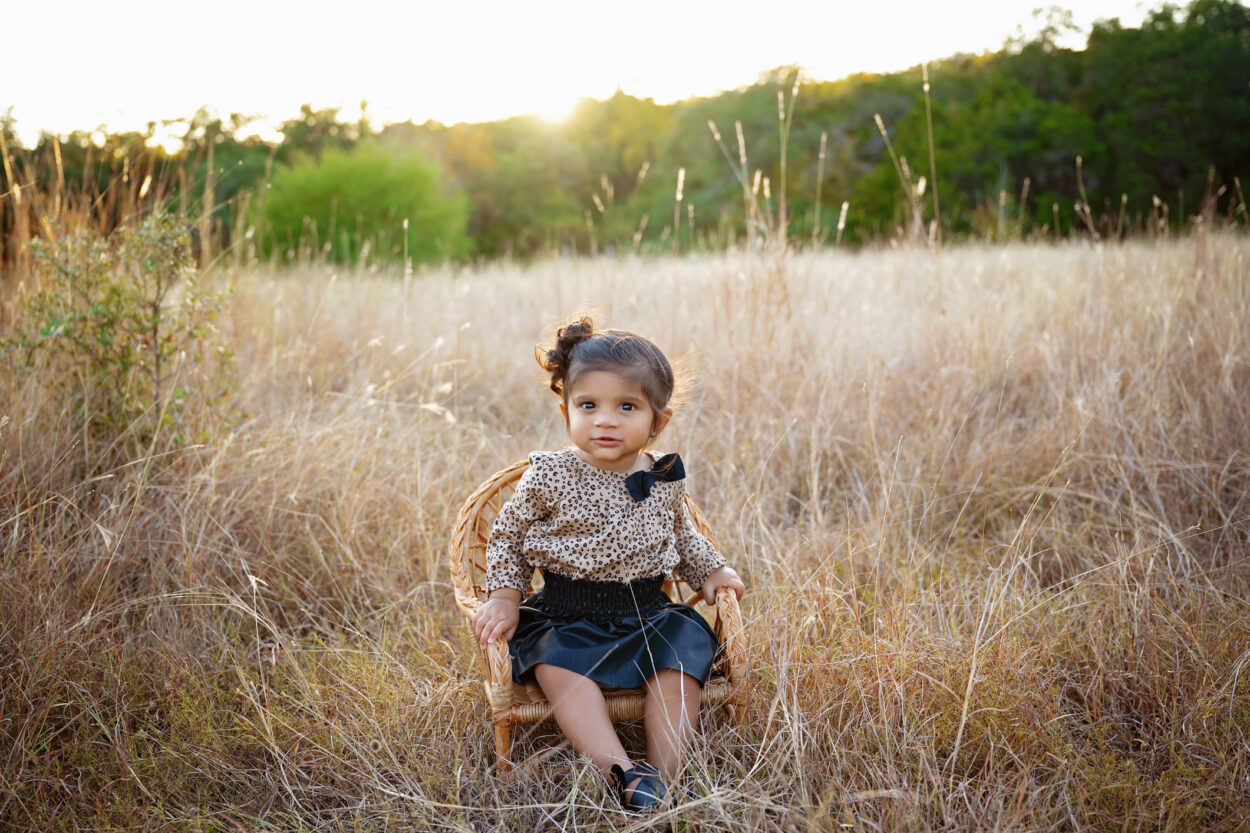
[
  {"x1": 578, "y1": 402, "x2": 595, "y2": 410},
  {"x1": 620, "y1": 403, "x2": 635, "y2": 411}
]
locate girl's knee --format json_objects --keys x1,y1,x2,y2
[
  {"x1": 650, "y1": 667, "x2": 700, "y2": 684},
  {"x1": 535, "y1": 663, "x2": 587, "y2": 680},
  {"x1": 646, "y1": 668, "x2": 702, "y2": 699}
]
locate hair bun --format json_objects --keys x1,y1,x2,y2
[
  {"x1": 556, "y1": 317, "x2": 594, "y2": 350},
  {"x1": 538, "y1": 316, "x2": 595, "y2": 396}
]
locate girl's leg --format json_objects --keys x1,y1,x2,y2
[
  {"x1": 643, "y1": 668, "x2": 701, "y2": 778},
  {"x1": 533, "y1": 663, "x2": 656, "y2": 801},
  {"x1": 533, "y1": 663, "x2": 630, "y2": 771}
]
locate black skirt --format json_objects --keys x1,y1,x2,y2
[{"x1": 509, "y1": 572, "x2": 720, "y2": 689}]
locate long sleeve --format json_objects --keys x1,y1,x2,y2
[
  {"x1": 484, "y1": 462, "x2": 548, "y2": 593},
  {"x1": 672, "y1": 484, "x2": 725, "y2": 591}
]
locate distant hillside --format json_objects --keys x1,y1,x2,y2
[{"x1": 2, "y1": 0, "x2": 1247, "y2": 268}]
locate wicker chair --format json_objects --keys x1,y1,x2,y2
[{"x1": 449, "y1": 459, "x2": 748, "y2": 771}]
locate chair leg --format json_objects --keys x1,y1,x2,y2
[
  {"x1": 485, "y1": 641, "x2": 516, "y2": 772},
  {"x1": 493, "y1": 718, "x2": 512, "y2": 772}
]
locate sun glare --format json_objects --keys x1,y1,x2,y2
[
  {"x1": 3, "y1": 0, "x2": 1151, "y2": 145},
  {"x1": 530, "y1": 95, "x2": 575, "y2": 124}
]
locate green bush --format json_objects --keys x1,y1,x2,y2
[
  {"x1": 1, "y1": 214, "x2": 233, "y2": 455},
  {"x1": 258, "y1": 142, "x2": 469, "y2": 267}
]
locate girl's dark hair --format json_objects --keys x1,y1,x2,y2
[{"x1": 536, "y1": 315, "x2": 676, "y2": 417}]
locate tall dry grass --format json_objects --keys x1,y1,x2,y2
[{"x1": 2, "y1": 234, "x2": 1248, "y2": 831}]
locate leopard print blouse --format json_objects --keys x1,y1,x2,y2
[{"x1": 485, "y1": 448, "x2": 726, "y2": 594}]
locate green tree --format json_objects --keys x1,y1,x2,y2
[
  {"x1": 259, "y1": 141, "x2": 468, "y2": 266},
  {"x1": 1081, "y1": 0, "x2": 1250, "y2": 212},
  {"x1": 276, "y1": 105, "x2": 362, "y2": 164}
]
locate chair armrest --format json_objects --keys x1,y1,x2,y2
[
  {"x1": 459, "y1": 596, "x2": 516, "y2": 716},
  {"x1": 714, "y1": 587, "x2": 747, "y2": 689},
  {"x1": 453, "y1": 581, "x2": 510, "y2": 695},
  {"x1": 454, "y1": 587, "x2": 483, "y2": 620},
  {"x1": 483, "y1": 639, "x2": 515, "y2": 717}
]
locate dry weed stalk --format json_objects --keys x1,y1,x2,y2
[{"x1": 922, "y1": 63, "x2": 942, "y2": 249}]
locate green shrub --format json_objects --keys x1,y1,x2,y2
[
  {"x1": 1, "y1": 214, "x2": 233, "y2": 455},
  {"x1": 259, "y1": 142, "x2": 469, "y2": 267}
]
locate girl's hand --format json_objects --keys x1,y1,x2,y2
[
  {"x1": 473, "y1": 592, "x2": 521, "y2": 647},
  {"x1": 701, "y1": 565, "x2": 745, "y2": 606}
]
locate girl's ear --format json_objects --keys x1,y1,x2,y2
[{"x1": 651, "y1": 407, "x2": 674, "y2": 438}]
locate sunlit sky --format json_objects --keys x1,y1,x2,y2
[{"x1": 6, "y1": 0, "x2": 1154, "y2": 147}]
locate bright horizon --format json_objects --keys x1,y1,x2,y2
[{"x1": 5, "y1": 0, "x2": 1154, "y2": 148}]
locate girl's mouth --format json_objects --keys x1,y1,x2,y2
[{"x1": 592, "y1": 438, "x2": 621, "y2": 446}]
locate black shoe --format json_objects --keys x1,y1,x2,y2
[{"x1": 610, "y1": 760, "x2": 666, "y2": 812}]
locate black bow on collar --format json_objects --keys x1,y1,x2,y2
[{"x1": 624, "y1": 453, "x2": 686, "y2": 501}]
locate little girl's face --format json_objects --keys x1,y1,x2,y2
[{"x1": 560, "y1": 370, "x2": 670, "y2": 473}]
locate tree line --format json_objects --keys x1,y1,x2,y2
[{"x1": 1, "y1": 0, "x2": 1247, "y2": 274}]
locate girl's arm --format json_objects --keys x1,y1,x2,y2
[
  {"x1": 475, "y1": 587, "x2": 522, "y2": 646},
  {"x1": 484, "y1": 461, "x2": 546, "y2": 595},
  {"x1": 699, "y1": 564, "x2": 745, "y2": 606},
  {"x1": 475, "y1": 459, "x2": 548, "y2": 645},
  {"x1": 673, "y1": 483, "x2": 736, "y2": 597}
]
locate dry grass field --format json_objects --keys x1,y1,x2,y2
[{"x1": 2, "y1": 233, "x2": 1249, "y2": 831}]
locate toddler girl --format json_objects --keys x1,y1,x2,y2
[{"x1": 472, "y1": 315, "x2": 745, "y2": 812}]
